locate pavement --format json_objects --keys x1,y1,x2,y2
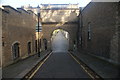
[
  {"x1": 0, "y1": 68, "x2": 2, "y2": 80},
  {"x1": 71, "y1": 50, "x2": 120, "y2": 79},
  {"x1": 2, "y1": 50, "x2": 51, "y2": 78},
  {"x1": 33, "y1": 52, "x2": 90, "y2": 78}
]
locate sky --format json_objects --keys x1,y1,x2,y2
[{"x1": 0, "y1": 0, "x2": 91, "y2": 8}]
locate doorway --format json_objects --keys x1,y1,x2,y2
[{"x1": 27, "y1": 42, "x2": 31, "y2": 55}]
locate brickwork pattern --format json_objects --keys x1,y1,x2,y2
[
  {"x1": 2, "y1": 6, "x2": 37, "y2": 67},
  {"x1": 79, "y1": 2, "x2": 120, "y2": 64},
  {"x1": 0, "y1": 9, "x2": 2, "y2": 68}
]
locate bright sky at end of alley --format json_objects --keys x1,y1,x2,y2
[{"x1": 1, "y1": 0, "x2": 91, "y2": 8}]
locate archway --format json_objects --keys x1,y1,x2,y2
[{"x1": 51, "y1": 29, "x2": 69, "y2": 52}]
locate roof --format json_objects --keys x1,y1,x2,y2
[{"x1": 2, "y1": 5, "x2": 21, "y2": 13}]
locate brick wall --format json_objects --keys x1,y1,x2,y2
[
  {"x1": 0, "y1": 9, "x2": 2, "y2": 68},
  {"x1": 117, "y1": 2, "x2": 120, "y2": 63},
  {"x1": 2, "y1": 6, "x2": 37, "y2": 67},
  {"x1": 79, "y1": 2, "x2": 120, "y2": 64}
]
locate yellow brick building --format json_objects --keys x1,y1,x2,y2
[{"x1": 1, "y1": 6, "x2": 38, "y2": 67}]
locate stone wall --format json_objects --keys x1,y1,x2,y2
[
  {"x1": 0, "y1": 9, "x2": 2, "y2": 69},
  {"x1": 2, "y1": 6, "x2": 37, "y2": 67},
  {"x1": 42, "y1": 22, "x2": 78, "y2": 50},
  {"x1": 41, "y1": 8, "x2": 79, "y2": 50},
  {"x1": 79, "y1": 2, "x2": 120, "y2": 64},
  {"x1": 0, "y1": 8, "x2": 2, "y2": 79},
  {"x1": 41, "y1": 9, "x2": 79, "y2": 22},
  {"x1": 22, "y1": 5, "x2": 80, "y2": 51}
]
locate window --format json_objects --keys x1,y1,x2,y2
[
  {"x1": 12, "y1": 43, "x2": 20, "y2": 59},
  {"x1": 88, "y1": 22, "x2": 91, "y2": 41}
]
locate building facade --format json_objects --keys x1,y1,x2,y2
[
  {"x1": 79, "y1": 2, "x2": 120, "y2": 65},
  {"x1": 22, "y1": 4, "x2": 80, "y2": 50},
  {"x1": 0, "y1": 8, "x2": 2, "y2": 80},
  {"x1": 1, "y1": 6, "x2": 37, "y2": 67}
]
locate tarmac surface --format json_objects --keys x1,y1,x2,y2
[{"x1": 32, "y1": 52, "x2": 90, "y2": 78}]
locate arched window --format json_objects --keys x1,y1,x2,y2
[{"x1": 12, "y1": 42, "x2": 20, "y2": 59}]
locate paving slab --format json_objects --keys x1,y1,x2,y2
[
  {"x1": 2, "y1": 50, "x2": 51, "y2": 78},
  {"x1": 71, "y1": 51, "x2": 120, "y2": 78}
]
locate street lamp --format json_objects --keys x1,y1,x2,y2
[{"x1": 37, "y1": 5, "x2": 40, "y2": 57}]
